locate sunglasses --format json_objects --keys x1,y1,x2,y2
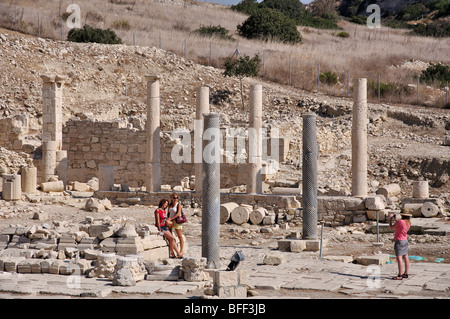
[{"x1": 173, "y1": 197, "x2": 178, "y2": 199}]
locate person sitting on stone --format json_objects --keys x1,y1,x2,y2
[
  {"x1": 167, "y1": 192, "x2": 185, "y2": 258},
  {"x1": 154, "y1": 199, "x2": 183, "y2": 259}
]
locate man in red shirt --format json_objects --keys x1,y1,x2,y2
[{"x1": 389, "y1": 209, "x2": 412, "y2": 280}]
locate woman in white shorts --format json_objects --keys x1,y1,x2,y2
[{"x1": 167, "y1": 192, "x2": 184, "y2": 257}]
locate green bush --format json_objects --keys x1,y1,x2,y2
[
  {"x1": 233, "y1": 0, "x2": 339, "y2": 30},
  {"x1": 428, "y1": 0, "x2": 450, "y2": 18},
  {"x1": 259, "y1": 0, "x2": 305, "y2": 24},
  {"x1": 231, "y1": 0, "x2": 259, "y2": 15},
  {"x1": 193, "y1": 25, "x2": 235, "y2": 41},
  {"x1": 237, "y1": 8, "x2": 302, "y2": 44},
  {"x1": 411, "y1": 20, "x2": 450, "y2": 37},
  {"x1": 420, "y1": 63, "x2": 450, "y2": 87},
  {"x1": 385, "y1": 19, "x2": 411, "y2": 29},
  {"x1": 222, "y1": 54, "x2": 261, "y2": 79},
  {"x1": 297, "y1": 12, "x2": 341, "y2": 30},
  {"x1": 368, "y1": 80, "x2": 404, "y2": 97},
  {"x1": 319, "y1": 71, "x2": 338, "y2": 85},
  {"x1": 67, "y1": 25, "x2": 122, "y2": 44},
  {"x1": 336, "y1": 31, "x2": 350, "y2": 38},
  {"x1": 349, "y1": 15, "x2": 366, "y2": 25},
  {"x1": 222, "y1": 54, "x2": 262, "y2": 109},
  {"x1": 397, "y1": 4, "x2": 428, "y2": 21}
]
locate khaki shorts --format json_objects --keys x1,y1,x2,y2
[{"x1": 171, "y1": 221, "x2": 183, "y2": 230}]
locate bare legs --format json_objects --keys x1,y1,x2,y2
[
  {"x1": 163, "y1": 230, "x2": 182, "y2": 258},
  {"x1": 395, "y1": 254, "x2": 410, "y2": 279},
  {"x1": 175, "y1": 228, "x2": 184, "y2": 255}
]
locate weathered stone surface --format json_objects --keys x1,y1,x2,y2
[
  {"x1": 355, "y1": 254, "x2": 390, "y2": 266},
  {"x1": 263, "y1": 254, "x2": 285, "y2": 265},
  {"x1": 113, "y1": 268, "x2": 136, "y2": 286},
  {"x1": 421, "y1": 202, "x2": 439, "y2": 218},
  {"x1": 365, "y1": 196, "x2": 385, "y2": 210},
  {"x1": 182, "y1": 257, "x2": 208, "y2": 282}
]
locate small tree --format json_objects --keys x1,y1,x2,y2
[
  {"x1": 237, "y1": 8, "x2": 302, "y2": 44},
  {"x1": 223, "y1": 53, "x2": 261, "y2": 110}
]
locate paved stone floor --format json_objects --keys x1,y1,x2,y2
[{"x1": 0, "y1": 242, "x2": 449, "y2": 300}]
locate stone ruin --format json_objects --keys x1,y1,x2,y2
[{"x1": 0, "y1": 74, "x2": 448, "y2": 296}]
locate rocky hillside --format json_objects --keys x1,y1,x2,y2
[{"x1": 0, "y1": 24, "x2": 449, "y2": 202}]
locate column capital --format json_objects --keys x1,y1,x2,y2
[
  {"x1": 145, "y1": 75, "x2": 161, "y2": 82},
  {"x1": 41, "y1": 74, "x2": 67, "y2": 84},
  {"x1": 40, "y1": 74, "x2": 56, "y2": 83}
]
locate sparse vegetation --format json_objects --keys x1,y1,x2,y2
[
  {"x1": 193, "y1": 25, "x2": 235, "y2": 41},
  {"x1": 411, "y1": 20, "x2": 450, "y2": 38},
  {"x1": 420, "y1": 63, "x2": 450, "y2": 87},
  {"x1": 0, "y1": 0, "x2": 448, "y2": 108},
  {"x1": 368, "y1": 80, "x2": 405, "y2": 98},
  {"x1": 336, "y1": 31, "x2": 350, "y2": 38},
  {"x1": 319, "y1": 71, "x2": 338, "y2": 85},
  {"x1": 67, "y1": 25, "x2": 122, "y2": 44},
  {"x1": 111, "y1": 19, "x2": 131, "y2": 31}
]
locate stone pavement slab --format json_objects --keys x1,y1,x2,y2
[{"x1": 112, "y1": 281, "x2": 168, "y2": 295}]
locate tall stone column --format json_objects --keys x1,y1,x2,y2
[
  {"x1": 247, "y1": 84, "x2": 263, "y2": 194},
  {"x1": 352, "y1": 78, "x2": 368, "y2": 197},
  {"x1": 202, "y1": 113, "x2": 221, "y2": 269},
  {"x1": 302, "y1": 113, "x2": 318, "y2": 240},
  {"x1": 41, "y1": 74, "x2": 66, "y2": 151},
  {"x1": 145, "y1": 75, "x2": 161, "y2": 193},
  {"x1": 42, "y1": 140, "x2": 59, "y2": 183},
  {"x1": 194, "y1": 87, "x2": 210, "y2": 193}
]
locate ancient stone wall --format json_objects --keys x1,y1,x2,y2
[
  {"x1": 62, "y1": 118, "x2": 257, "y2": 188},
  {"x1": 0, "y1": 114, "x2": 30, "y2": 152}
]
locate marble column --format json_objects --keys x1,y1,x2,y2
[
  {"x1": 247, "y1": 84, "x2": 263, "y2": 194},
  {"x1": 352, "y1": 78, "x2": 368, "y2": 197},
  {"x1": 194, "y1": 86, "x2": 210, "y2": 193},
  {"x1": 145, "y1": 75, "x2": 161, "y2": 192}
]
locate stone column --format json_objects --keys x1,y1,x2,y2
[
  {"x1": 412, "y1": 181, "x2": 429, "y2": 199},
  {"x1": 42, "y1": 140, "x2": 59, "y2": 183},
  {"x1": 247, "y1": 84, "x2": 263, "y2": 194},
  {"x1": 145, "y1": 75, "x2": 161, "y2": 192},
  {"x1": 352, "y1": 78, "x2": 368, "y2": 197},
  {"x1": 194, "y1": 87, "x2": 210, "y2": 193},
  {"x1": 56, "y1": 150, "x2": 67, "y2": 187},
  {"x1": 41, "y1": 74, "x2": 66, "y2": 151},
  {"x1": 21, "y1": 166, "x2": 37, "y2": 194},
  {"x1": 202, "y1": 113, "x2": 221, "y2": 269},
  {"x1": 99, "y1": 165, "x2": 115, "y2": 191},
  {"x1": 302, "y1": 113, "x2": 318, "y2": 240}
]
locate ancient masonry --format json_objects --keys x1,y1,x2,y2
[{"x1": 0, "y1": 75, "x2": 446, "y2": 295}]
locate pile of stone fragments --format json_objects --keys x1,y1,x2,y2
[{"x1": 0, "y1": 215, "x2": 188, "y2": 286}]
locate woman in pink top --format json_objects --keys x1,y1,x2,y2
[{"x1": 389, "y1": 209, "x2": 412, "y2": 280}]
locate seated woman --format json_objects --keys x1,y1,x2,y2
[
  {"x1": 154, "y1": 199, "x2": 183, "y2": 259},
  {"x1": 167, "y1": 192, "x2": 185, "y2": 256}
]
